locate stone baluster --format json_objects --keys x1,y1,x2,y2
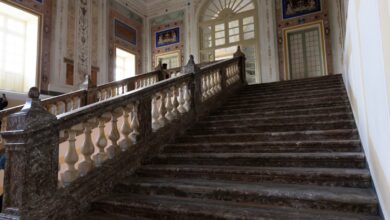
[
  {"x1": 157, "y1": 92, "x2": 168, "y2": 127},
  {"x1": 93, "y1": 113, "x2": 110, "y2": 166},
  {"x1": 202, "y1": 77, "x2": 207, "y2": 100},
  {"x1": 130, "y1": 101, "x2": 140, "y2": 144},
  {"x1": 205, "y1": 75, "x2": 210, "y2": 98},
  {"x1": 49, "y1": 104, "x2": 57, "y2": 115},
  {"x1": 177, "y1": 85, "x2": 186, "y2": 114},
  {"x1": 73, "y1": 97, "x2": 80, "y2": 109},
  {"x1": 216, "y1": 71, "x2": 222, "y2": 91},
  {"x1": 183, "y1": 83, "x2": 191, "y2": 112},
  {"x1": 107, "y1": 108, "x2": 122, "y2": 159},
  {"x1": 57, "y1": 102, "x2": 65, "y2": 114},
  {"x1": 210, "y1": 73, "x2": 216, "y2": 95},
  {"x1": 165, "y1": 89, "x2": 174, "y2": 121},
  {"x1": 61, "y1": 124, "x2": 83, "y2": 186},
  {"x1": 171, "y1": 86, "x2": 179, "y2": 119},
  {"x1": 151, "y1": 95, "x2": 161, "y2": 131},
  {"x1": 78, "y1": 118, "x2": 96, "y2": 176},
  {"x1": 119, "y1": 105, "x2": 132, "y2": 151}
]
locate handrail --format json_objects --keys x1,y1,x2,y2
[{"x1": 0, "y1": 46, "x2": 246, "y2": 219}]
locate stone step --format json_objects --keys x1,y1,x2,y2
[
  {"x1": 90, "y1": 194, "x2": 380, "y2": 220},
  {"x1": 188, "y1": 120, "x2": 356, "y2": 134},
  {"x1": 227, "y1": 89, "x2": 347, "y2": 104},
  {"x1": 136, "y1": 165, "x2": 371, "y2": 188},
  {"x1": 235, "y1": 85, "x2": 345, "y2": 98},
  {"x1": 177, "y1": 129, "x2": 359, "y2": 143},
  {"x1": 114, "y1": 178, "x2": 378, "y2": 215},
  {"x1": 163, "y1": 140, "x2": 362, "y2": 153},
  {"x1": 242, "y1": 77, "x2": 342, "y2": 90},
  {"x1": 222, "y1": 96, "x2": 349, "y2": 111},
  {"x1": 238, "y1": 84, "x2": 344, "y2": 95},
  {"x1": 76, "y1": 211, "x2": 152, "y2": 220},
  {"x1": 198, "y1": 112, "x2": 354, "y2": 125},
  {"x1": 243, "y1": 75, "x2": 342, "y2": 88},
  {"x1": 217, "y1": 100, "x2": 350, "y2": 114},
  {"x1": 153, "y1": 152, "x2": 366, "y2": 168},
  {"x1": 208, "y1": 105, "x2": 352, "y2": 119}
]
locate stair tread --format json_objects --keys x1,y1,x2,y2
[
  {"x1": 210, "y1": 105, "x2": 351, "y2": 117},
  {"x1": 76, "y1": 211, "x2": 151, "y2": 220},
  {"x1": 139, "y1": 165, "x2": 370, "y2": 177},
  {"x1": 168, "y1": 139, "x2": 361, "y2": 146},
  {"x1": 201, "y1": 112, "x2": 353, "y2": 123},
  {"x1": 182, "y1": 129, "x2": 358, "y2": 137},
  {"x1": 119, "y1": 177, "x2": 378, "y2": 204},
  {"x1": 140, "y1": 164, "x2": 370, "y2": 174},
  {"x1": 93, "y1": 194, "x2": 380, "y2": 220},
  {"x1": 158, "y1": 152, "x2": 365, "y2": 159}
]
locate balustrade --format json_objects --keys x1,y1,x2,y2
[{"x1": 0, "y1": 46, "x2": 246, "y2": 219}]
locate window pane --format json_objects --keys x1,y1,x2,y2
[
  {"x1": 229, "y1": 35, "x2": 239, "y2": 43},
  {"x1": 244, "y1": 32, "x2": 255, "y2": 40},
  {"x1": 215, "y1": 31, "x2": 225, "y2": 39},
  {"x1": 215, "y1": 38, "x2": 225, "y2": 46},
  {"x1": 243, "y1": 24, "x2": 254, "y2": 32},
  {"x1": 0, "y1": 2, "x2": 39, "y2": 92},
  {"x1": 243, "y1": 16, "x2": 254, "y2": 25},
  {"x1": 228, "y1": 20, "x2": 239, "y2": 28},
  {"x1": 229, "y1": 27, "x2": 239, "y2": 35},
  {"x1": 115, "y1": 48, "x2": 135, "y2": 80},
  {"x1": 215, "y1": 23, "x2": 225, "y2": 31},
  {"x1": 7, "y1": 18, "x2": 25, "y2": 34}
]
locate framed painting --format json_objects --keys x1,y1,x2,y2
[
  {"x1": 156, "y1": 27, "x2": 180, "y2": 48},
  {"x1": 282, "y1": 0, "x2": 321, "y2": 19},
  {"x1": 114, "y1": 19, "x2": 137, "y2": 46}
]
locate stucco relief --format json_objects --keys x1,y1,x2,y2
[
  {"x1": 66, "y1": 0, "x2": 76, "y2": 59},
  {"x1": 91, "y1": 0, "x2": 99, "y2": 67},
  {"x1": 75, "y1": 0, "x2": 91, "y2": 82}
]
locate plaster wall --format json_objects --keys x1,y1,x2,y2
[{"x1": 343, "y1": 0, "x2": 390, "y2": 218}]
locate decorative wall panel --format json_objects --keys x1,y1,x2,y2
[
  {"x1": 276, "y1": 0, "x2": 333, "y2": 80},
  {"x1": 150, "y1": 10, "x2": 185, "y2": 69},
  {"x1": 108, "y1": 0, "x2": 143, "y2": 82}
]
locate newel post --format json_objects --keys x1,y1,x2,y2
[
  {"x1": 182, "y1": 55, "x2": 201, "y2": 116},
  {"x1": 80, "y1": 74, "x2": 97, "y2": 105},
  {"x1": 0, "y1": 88, "x2": 59, "y2": 218},
  {"x1": 234, "y1": 46, "x2": 247, "y2": 85}
]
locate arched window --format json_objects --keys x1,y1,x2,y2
[{"x1": 199, "y1": 0, "x2": 258, "y2": 84}]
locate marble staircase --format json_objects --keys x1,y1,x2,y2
[{"x1": 79, "y1": 74, "x2": 382, "y2": 219}]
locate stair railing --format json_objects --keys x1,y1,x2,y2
[
  {"x1": 0, "y1": 46, "x2": 246, "y2": 220},
  {"x1": 0, "y1": 65, "x2": 185, "y2": 148}
]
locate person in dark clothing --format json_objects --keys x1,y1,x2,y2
[
  {"x1": 0, "y1": 94, "x2": 8, "y2": 129},
  {"x1": 0, "y1": 94, "x2": 7, "y2": 210},
  {"x1": 0, "y1": 94, "x2": 8, "y2": 110},
  {"x1": 0, "y1": 148, "x2": 4, "y2": 210}
]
